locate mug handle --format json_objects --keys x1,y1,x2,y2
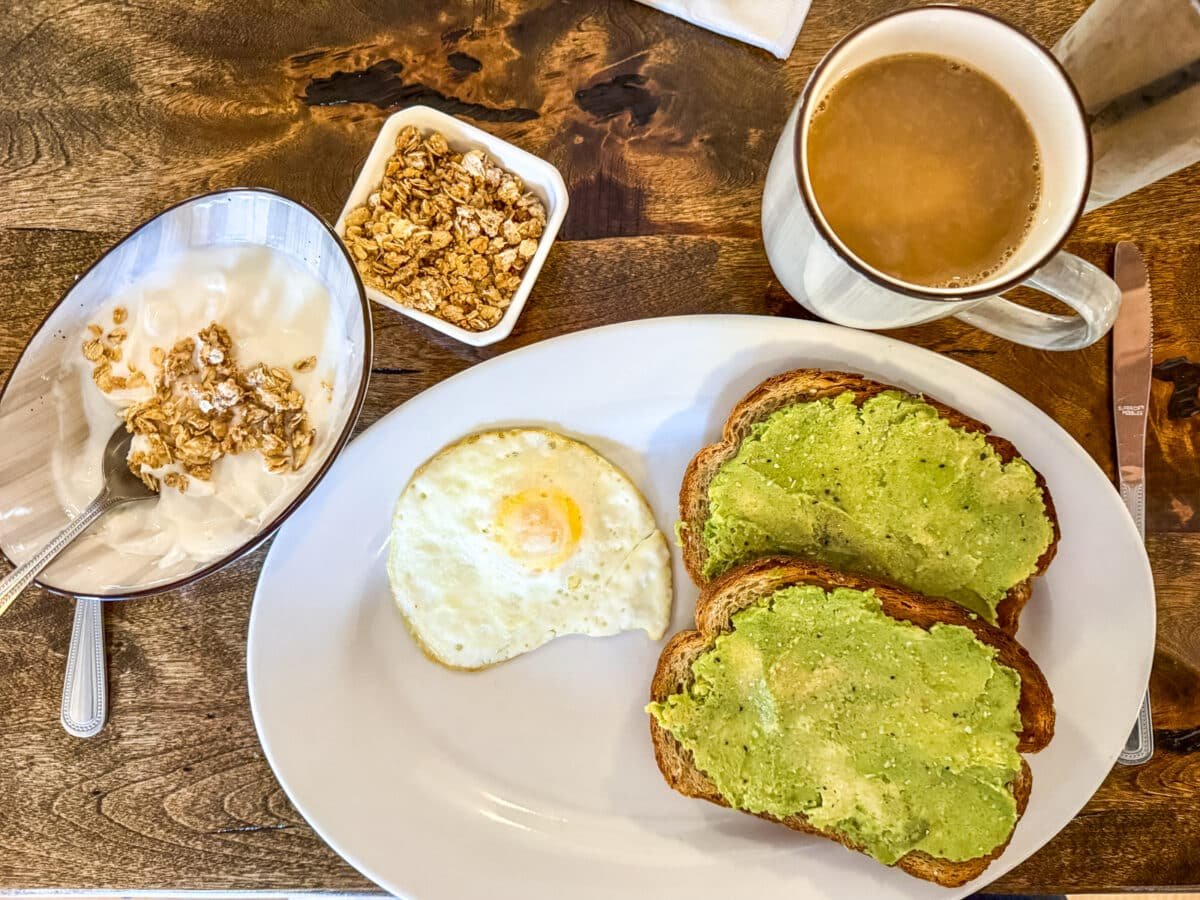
[{"x1": 952, "y1": 252, "x2": 1122, "y2": 350}]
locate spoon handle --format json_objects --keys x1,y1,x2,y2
[
  {"x1": 62, "y1": 597, "x2": 107, "y2": 738},
  {"x1": 0, "y1": 496, "x2": 112, "y2": 618}
]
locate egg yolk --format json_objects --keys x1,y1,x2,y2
[{"x1": 495, "y1": 489, "x2": 583, "y2": 570}]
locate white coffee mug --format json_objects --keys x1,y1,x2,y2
[{"x1": 762, "y1": 5, "x2": 1122, "y2": 350}]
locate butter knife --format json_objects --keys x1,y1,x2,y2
[{"x1": 1113, "y1": 241, "x2": 1154, "y2": 766}]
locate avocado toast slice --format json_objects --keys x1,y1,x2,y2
[
  {"x1": 678, "y1": 369, "x2": 1060, "y2": 632},
  {"x1": 648, "y1": 557, "x2": 1055, "y2": 887}
]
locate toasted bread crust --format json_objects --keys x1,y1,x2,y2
[
  {"x1": 649, "y1": 557, "x2": 1055, "y2": 888},
  {"x1": 678, "y1": 369, "x2": 1060, "y2": 633}
]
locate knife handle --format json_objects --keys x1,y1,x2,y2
[
  {"x1": 1120, "y1": 693, "x2": 1155, "y2": 765},
  {"x1": 1120, "y1": 480, "x2": 1146, "y2": 540},
  {"x1": 1117, "y1": 479, "x2": 1153, "y2": 765}
]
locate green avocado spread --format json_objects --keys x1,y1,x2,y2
[
  {"x1": 699, "y1": 391, "x2": 1053, "y2": 621},
  {"x1": 647, "y1": 586, "x2": 1024, "y2": 864}
]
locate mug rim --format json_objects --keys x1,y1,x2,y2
[{"x1": 792, "y1": 3, "x2": 1094, "y2": 303}]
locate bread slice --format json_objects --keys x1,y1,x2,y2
[
  {"x1": 678, "y1": 369, "x2": 1060, "y2": 633},
  {"x1": 649, "y1": 557, "x2": 1056, "y2": 887}
]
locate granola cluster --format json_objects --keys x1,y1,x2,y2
[
  {"x1": 82, "y1": 310, "x2": 317, "y2": 493},
  {"x1": 342, "y1": 126, "x2": 547, "y2": 332},
  {"x1": 82, "y1": 306, "x2": 149, "y2": 392}
]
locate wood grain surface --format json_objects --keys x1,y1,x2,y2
[{"x1": 1, "y1": 0, "x2": 1198, "y2": 893}]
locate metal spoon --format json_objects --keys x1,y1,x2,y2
[{"x1": 0, "y1": 425, "x2": 157, "y2": 736}]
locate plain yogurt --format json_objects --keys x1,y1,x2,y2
[{"x1": 52, "y1": 244, "x2": 351, "y2": 583}]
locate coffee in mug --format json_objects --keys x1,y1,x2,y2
[
  {"x1": 761, "y1": 6, "x2": 1123, "y2": 351},
  {"x1": 806, "y1": 53, "x2": 1041, "y2": 289}
]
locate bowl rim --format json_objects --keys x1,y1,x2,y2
[
  {"x1": 334, "y1": 104, "x2": 569, "y2": 348},
  {"x1": 0, "y1": 186, "x2": 374, "y2": 601}
]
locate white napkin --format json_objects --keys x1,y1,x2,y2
[{"x1": 633, "y1": 0, "x2": 811, "y2": 59}]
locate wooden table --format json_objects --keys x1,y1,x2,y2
[{"x1": 1, "y1": 0, "x2": 1197, "y2": 893}]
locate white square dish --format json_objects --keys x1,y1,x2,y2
[{"x1": 334, "y1": 106, "x2": 569, "y2": 347}]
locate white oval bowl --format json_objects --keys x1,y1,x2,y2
[{"x1": 0, "y1": 189, "x2": 373, "y2": 599}]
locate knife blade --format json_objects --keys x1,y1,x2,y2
[{"x1": 1113, "y1": 241, "x2": 1154, "y2": 766}]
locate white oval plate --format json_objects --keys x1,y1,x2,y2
[{"x1": 248, "y1": 315, "x2": 1154, "y2": 900}]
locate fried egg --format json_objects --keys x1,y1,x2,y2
[{"x1": 387, "y1": 428, "x2": 673, "y2": 669}]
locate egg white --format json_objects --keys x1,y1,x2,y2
[{"x1": 387, "y1": 428, "x2": 672, "y2": 669}]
